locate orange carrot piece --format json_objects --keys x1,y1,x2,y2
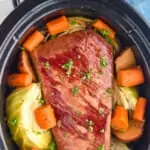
[
  {"x1": 23, "y1": 31, "x2": 44, "y2": 52},
  {"x1": 46, "y1": 16, "x2": 70, "y2": 35},
  {"x1": 8, "y1": 73, "x2": 32, "y2": 87},
  {"x1": 34, "y1": 105, "x2": 56, "y2": 130},
  {"x1": 93, "y1": 19, "x2": 116, "y2": 39},
  {"x1": 117, "y1": 67, "x2": 144, "y2": 87},
  {"x1": 133, "y1": 97, "x2": 147, "y2": 121},
  {"x1": 18, "y1": 51, "x2": 36, "y2": 81},
  {"x1": 111, "y1": 106, "x2": 128, "y2": 131}
]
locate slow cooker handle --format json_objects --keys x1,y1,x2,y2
[{"x1": 12, "y1": 0, "x2": 21, "y2": 8}]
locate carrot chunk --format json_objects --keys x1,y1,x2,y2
[
  {"x1": 133, "y1": 97, "x2": 147, "y2": 121},
  {"x1": 117, "y1": 67, "x2": 144, "y2": 87},
  {"x1": 93, "y1": 19, "x2": 116, "y2": 39},
  {"x1": 111, "y1": 106, "x2": 128, "y2": 131},
  {"x1": 8, "y1": 73, "x2": 32, "y2": 87},
  {"x1": 46, "y1": 16, "x2": 70, "y2": 35},
  {"x1": 34, "y1": 105, "x2": 56, "y2": 130},
  {"x1": 23, "y1": 31, "x2": 44, "y2": 52}
]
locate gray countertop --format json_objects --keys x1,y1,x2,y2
[{"x1": 0, "y1": 0, "x2": 150, "y2": 25}]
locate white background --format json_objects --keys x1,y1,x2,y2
[{"x1": 0, "y1": 0, "x2": 13, "y2": 23}]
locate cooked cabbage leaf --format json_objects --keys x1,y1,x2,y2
[
  {"x1": 111, "y1": 137, "x2": 130, "y2": 150},
  {"x1": 6, "y1": 83, "x2": 51, "y2": 150},
  {"x1": 113, "y1": 83, "x2": 139, "y2": 110},
  {"x1": 58, "y1": 17, "x2": 93, "y2": 37}
]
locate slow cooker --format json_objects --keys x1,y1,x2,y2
[{"x1": 0, "y1": 0, "x2": 150, "y2": 149}]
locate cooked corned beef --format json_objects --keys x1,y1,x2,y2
[{"x1": 31, "y1": 30, "x2": 113, "y2": 150}]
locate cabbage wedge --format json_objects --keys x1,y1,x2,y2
[{"x1": 6, "y1": 83, "x2": 51, "y2": 150}]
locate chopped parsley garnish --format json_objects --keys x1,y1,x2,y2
[
  {"x1": 98, "y1": 108, "x2": 104, "y2": 116},
  {"x1": 72, "y1": 86, "x2": 79, "y2": 95},
  {"x1": 82, "y1": 71, "x2": 91, "y2": 80},
  {"x1": 97, "y1": 145, "x2": 104, "y2": 150},
  {"x1": 20, "y1": 46, "x2": 25, "y2": 51},
  {"x1": 100, "y1": 57, "x2": 107, "y2": 68},
  {"x1": 62, "y1": 59, "x2": 73, "y2": 76},
  {"x1": 86, "y1": 119, "x2": 94, "y2": 133},
  {"x1": 51, "y1": 35, "x2": 57, "y2": 40},
  {"x1": 101, "y1": 29, "x2": 109, "y2": 36},
  {"x1": 49, "y1": 141, "x2": 56, "y2": 150},
  {"x1": 36, "y1": 131, "x2": 42, "y2": 135},
  {"x1": 76, "y1": 110, "x2": 82, "y2": 116},
  {"x1": 88, "y1": 120, "x2": 94, "y2": 126},
  {"x1": 10, "y1": 117, "x2": 18, "y2": 126},
  {"x1": 44, "y1": 61, "x2": 50, "y2": 69},
  {"x1": 106, "y1": 88, "x2": 112, "y2": 94},
  {"x1": 120, "y1": 129, "x2": 126, "y2": 132},
  {"x1": 39, "y1": 99, "x2": 45, "y2": 105},
  {"x1": 70, "y1": 20, "x2": 77, "y2": 25},
  {"x1": 88, "y1": 126, "x2": 94, "y2": 132},
  {"x1": 104, "y1": 37, "x2": 112, "y2": 45}
]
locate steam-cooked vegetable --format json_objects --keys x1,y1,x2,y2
[
  {"x1": 46, "y1": 16, "x2": 70, "y2": 35},
  {"x1": 120, "y1": 87, "x2": 139, "y2": 111},
  {"x1": 113, "y1": 83, "x2": 139, "y2": 110},
  {"x1": 111, "y1": 137, "x2": 130, "y2": 150},
  {"x1": 6, "y1": 83, "x2": 51, "y2": 149},
  {"x1": 115, "y1": 48, "x2": 136, "y2": 72},
  {"x1": 18, "y1": 51, "x2": 36, "y2": 81},
  {"x1": 23, "y1": 31, "x2": 44, "y2": 52},
  {"x1": 8, "y1": 73, "x2": 32, "y2": 87},
  {"x1": 34, "y1": 105, "x2": 56, "y2": 130},
  {"x1": 113, "y1": 84, "x2": 129, "y2": 110},
  {"x1": 93, "y1": 19, "x2": 116, "y2": 39},
  {"x1": 58, "y1": 17, "x2": 93, "y2": 37},
  {"x1": 111, "y1": 106, "x2": 129, "y2": 131},
  {"x1": 117, "y1": 67, "x2": 145, "y2": 87},
  {"x1": 113, "y1": 120, "x2": 144, "y2": 142},
  {"x1": 133, "y1": 97, "x2": 147, "y2": 121}
]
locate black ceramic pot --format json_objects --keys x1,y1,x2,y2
[{"x1": 0, "y1": 0, "x2": 150, "y2": 149}]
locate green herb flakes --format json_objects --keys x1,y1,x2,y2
[
  {"x1": 76, "y1": 110, "x2": 82, "y2": 116},
  {"x1": 10, "y1": 117, "x2": 18, "y2": 126},
  {"x1": 82, "y1": 71, "x2": 91, "y2": 80},
  {"x1": 104, "y1": 37, "x2": 112, "y2": 45},
  {"x1": 100, "y1": 57, "x2": 107, "y2": 68},
  {"x1": 49, "y1": 141, "x2": 56, "y2": 150},
  {"x1": 70, "y1": 20, "x2": 77, "y2": 25},
  {"x1": 106, "y1": 88, "x2": 112, "y2": 94},
  {"x1": 88, "y1": 126, "x2": 94, "y2": 132},
  {"x1": 97, "y1": 145, "x2": 104, "y2": 150},
  {"x1": 20, "y1": 46, "x2": 25, "y2": 51},
  {"x1": 98, "y1": 108, "x2": 104, "y2": 116},
  {"x1": 44, "y1": 61, "x2": 50, "y2": 69},
  {"x1": 51, "y1": 35, "x2": 57, "y2": 40},
  {"x1": 72, "y1": 86, "x2": 79, "y2": 95},
  {"x1": 36, "y1": 131, "x2": 42, "y2": 135},
  {"x1": 101, "y1": 29, "x2": 109, "y2": 36},
  {"x1": 62, "y1": 59, "x2": 73, "y2": 76},
  {"x1": 39, "y1": 99, "x2": 45, "y2": 105},
  {"x1": 88, "y1": 120, "x2": 94, "y2": 126}
]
